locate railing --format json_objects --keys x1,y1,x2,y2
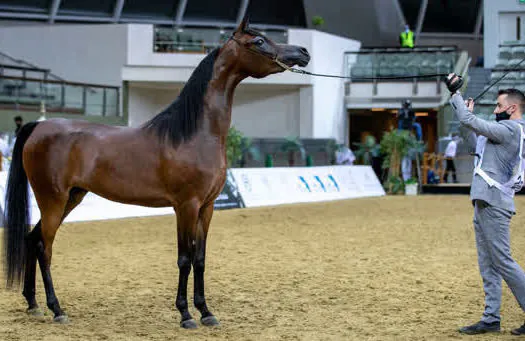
[
  {"x1": 153, "y1": 26, "x2": 288, "y2": 53},
  {"x1": 0, "y1": 63, "x2": 50, "y2": 80},
  {"x1": 344, "y1": 46, "x2": 459, "y2": 82},
  {"x1": 0, "y1": 50, "x2": 65, "y2": 82},
  {"x1": 0, "y1": 75, "x2": 120, "y2": 117}
]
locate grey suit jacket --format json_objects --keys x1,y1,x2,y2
[{"x1": 450, "y1": 93, "x2": 525, "y2": 213}]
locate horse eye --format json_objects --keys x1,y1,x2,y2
[{"x1": 254, "y1": 38, "x2": 264, "y2": 46}]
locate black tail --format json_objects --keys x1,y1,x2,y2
[{"x1": 3, "y1": 121, "x2": 39, "y2": 289}]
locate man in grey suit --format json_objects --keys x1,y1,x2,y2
[{"x1": 446, "y1": 73, "x2": 525, "y2": 335}]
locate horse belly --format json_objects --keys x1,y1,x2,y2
[{"x1": 83, "y1": 164, "x2": 173, "y2": 208}]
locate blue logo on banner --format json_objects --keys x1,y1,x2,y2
[
  {"x1": 314, "y1": 176, "x2": 326, "y2": 192},
  {"x1": 298, "y1": 176, "x2": 311, "y2": 192},
  {"x1": 328, "y1": 175, "x2": 340, "y2": 191}
]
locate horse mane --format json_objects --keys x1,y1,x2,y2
[{"x1": 142, "y1": 47, "x2": 221, "y2": 145}]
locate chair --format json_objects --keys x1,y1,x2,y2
[
  {"x1": 511, "y1": 46, "x2": 525, "y2": 60},
  {"x1": 499, "y1": 46, "x2": 513, "y2": 60}
]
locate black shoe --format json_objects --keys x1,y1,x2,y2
[
  {"x1": 458, "y1": 321, "x2": 500, "y2": 335},
  {"x1": 511, "y1": 322, "x2": 525, "y2": 335}
]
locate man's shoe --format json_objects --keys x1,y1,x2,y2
[
  {"x1": 511, "y1": 322, "x2": 525, "y2": 335},
  {"x1": 458, "y1": 321, "x2": 500, "y2": 335}
]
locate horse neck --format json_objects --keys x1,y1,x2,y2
[{"x1": 203, "y1": 50, "x2": 246, "y2": 138}]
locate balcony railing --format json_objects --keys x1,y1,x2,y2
[
  {"x1": 344, "y1": 46, "x2": 459, "y2": 82},
  {"x1": 153, "y1": 26, "x2": 288, "y2": 53},
  {"x1": 0, "y1": 74, "x2": 120, "y2": 117}
]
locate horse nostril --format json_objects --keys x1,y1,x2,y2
[{"x1": 300, "y1": 47, "x2": 309, "y2": 57}]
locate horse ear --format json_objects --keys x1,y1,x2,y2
[{"x1": 236, "y1": 14, "x2": 250, "y2": 33}]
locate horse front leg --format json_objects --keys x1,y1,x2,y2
[
  {"x1": 194, "y1": 203, "x2": 219, "y2": 326},
  {"x1": 174, "y1": 200, "x2": 199, "y2": 329}
]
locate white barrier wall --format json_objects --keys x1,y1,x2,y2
[
  {"x1": 230, "y1": 166, "x2": 385, "y2": 208},
  {"x1": 0, "y1": 166, "x2": 384, "y2": 224}
]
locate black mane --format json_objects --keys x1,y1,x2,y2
[{"x1": 142, "y1": 47, "x2": 220, "y2": 145}]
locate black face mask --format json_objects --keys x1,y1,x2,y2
[{"x1": 496, "y1": 111, "x2": 511, "y2": 122}]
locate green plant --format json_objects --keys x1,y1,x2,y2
[
  {"x1": 379, "y1": 130, "x2": 424, "y2": 193},
  {"x1": 384, "y1": 175, "x2": 404, "y2": 194},
  {"x1": 405, "y1": 177, "x2": 418, "y2": 185},
  {"x1": 265, "y1": 154, "x2": 274, "y2": 167},
  {"x1": 306, "y1": 155, "x2": 314, "y2": 166},
  {"x1": 322, "y1": 139, "x2": 344, "y2": 164},
  {"x1": 279, "y1": 136, "x2": 306, "y2": 167},
  {"x1": 312, "y1": 15, "x2": 325, "y2": 27},
  {"x1": 352, "y1": 135, "x2": 380, "y2": 165},
  {"x1": 226, "y1": 126, "x2": 261, "y2": 168}
]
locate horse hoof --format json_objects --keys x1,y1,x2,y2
[
  {"x1": 26, "y1": 307, "x2": 44, "y2": 317},
  {"x1": 201, "y1": 315, "x2": 220, "y2": 327},
  {"x1": 53, "y1": 315, "x2": 69, "y2": 324},
  {"x1": 180, "y1": 319, "x2": 198, "y2": 329}
]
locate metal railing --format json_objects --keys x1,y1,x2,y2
[
  {"x1": 0, "y1": 74, "x2": 120, "y2": 117},
  {"x1": 0, "y1": 50, "x2": 65, "y2": 82}
]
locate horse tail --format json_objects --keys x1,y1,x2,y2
[{"x1": 4, "y1": 121, "x2": 39, "y2": 289}]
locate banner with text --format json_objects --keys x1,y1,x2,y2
[{"x1": 229, "y1": 165, "x2": 385, "y2": 208}]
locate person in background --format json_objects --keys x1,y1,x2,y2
[
  {"x1": 14, "y1": 115, "x2": 23, "y2": 137},
  {"x1": 444, "y1": 133, "x2": 461, "y2": 183},
  {"x1": 398, "y1": 99, "x2": 422, "y2": 141},
  {"x1": 336, "y1": 146, "x2": 356, "y2": 165},
  {"x1": 399, "y1": 24, "x2": 414, "y2": 48}
]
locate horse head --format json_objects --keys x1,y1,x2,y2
[{"x1": 228, "y1": 15, "x2": 310, "y2": 79}]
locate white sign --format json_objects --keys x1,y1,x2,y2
[{"x1": 230, "y1": 165, "x2": 385, "y2": 208}]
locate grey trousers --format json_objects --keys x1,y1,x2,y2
[{"x1": 474, "y1": 200, "x2": 525, "y2": 323}]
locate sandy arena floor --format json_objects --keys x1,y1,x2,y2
[{"x1": 2, "y1": 195, "x2": 525, "y2": 340}]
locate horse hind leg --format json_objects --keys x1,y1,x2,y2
[
  {"x1": 193, "y1": 203, "x2": 219, "y2": 327},
  {"x1": 33, "y1": 188, "x2": 87, "y2": 323},
  {"x1": 22, "y1": 221, "x2": 44, "y2": 318}
]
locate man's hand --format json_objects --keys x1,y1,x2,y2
[
  {"x1": 465, "y1": 97, "x2": 474, "y2": 112},
  {"x1": 445, "y1": 73, "x2": 464, "y2": 94}
]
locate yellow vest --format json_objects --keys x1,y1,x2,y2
[{"x1": 400, "y1": 30, "x2": 414, "y2": 48}]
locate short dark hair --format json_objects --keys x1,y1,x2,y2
[
  {"x1": 498, "y1": 88, "x2": 525, "y2": 112},
  {"x1": 14, "y1": 116, "x2": 22, "y2": 122}
]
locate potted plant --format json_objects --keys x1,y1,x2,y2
[
  {"x1": 226, "y1": 126, "x2": 260, "y2": 168},
  {"x1": 279, "y1": 136, "x2": 306, "y2": 167},
  {"x1": 352, "y1": 135, "x2": 380, "y2": 165},
  {"x1": 404, "y1": 177, "x2": 418, "y2": 195},
  {"x1": 321, "y1": 139, "x2": 344, "y2": 165},
  {"x1": 312, "y1": 15, "x2": 325, "y2": 29},
  {"x1": 379, "y1": 129, "x2": 423, "y2": 194}
]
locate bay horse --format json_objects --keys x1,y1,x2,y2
[{"x1": 3, "y1": 17, "x2": 310, "y2": 329}]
